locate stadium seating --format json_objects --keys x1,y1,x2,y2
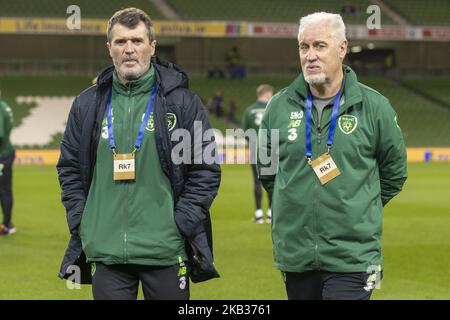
[
  {"x1": 402, "y1": 78, "x2": 450, "y2": 105},
  {"x1": 201, "y1": 76, "x2": 450, "y2": 147},
  {"x1": 2, "y1": 0, "x2": 449, "y2": 26},
  {"x1": 0, "y1": 0, "x2": 165, "y2": 19},
  {"x1": 190, "y1": 76, "x2": 450, "y2": 148},
  {"x1": 11, "y1": 96, "x2": 73, "y2": 146},
  {"x1": 167, "y1": 0, "x2": 397, "y2": 24},
  {"x1": 0, "y1": 75, "x2": 90, "y2": 148},
  {"x1": 383, "y1": 0, "x2": 450, "y2": 25},
  {"x1": 2, "y1": 75, "x2": 449, "y2": 148},
  {"x1": 360, "y1": 77, "x2": 450, "y2": 147}
]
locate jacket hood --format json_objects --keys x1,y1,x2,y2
[{"x1": 96, "y1": 56, "x2": 189, "y2": 95}]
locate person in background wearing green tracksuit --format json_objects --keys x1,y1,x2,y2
[
  {"x1": 0, "y1": 94, "x2": 15, "y2": 236},
  {"x1": 257, "y1": 12, "x2": 407, "y2": 300},
  {"x1": 241, "y1": 84, "x2": 274, "y2": 224}
]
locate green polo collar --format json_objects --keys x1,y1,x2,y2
[{"x1": 112, "y1": 64, "x2": 156, "y2": 96}]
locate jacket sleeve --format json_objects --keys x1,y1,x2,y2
[
  {"x1": 56, "y1": 96, "x2": 86, "y2": 235},
  {"x1": 174, "y1": 94, "x2": 221, "y2": 240},
  {"x1": 240, "y1": 108, "x2": 248, "y2": 131},
  {"x1": 376, "y1": 98, "x2": 407, "y2": 206},
  {"x1": 0, "y1": 100, "x2": 7, "y2": 140},
  {"x1": 257, "y1": 103, "x2": 276, "y2": 197}
]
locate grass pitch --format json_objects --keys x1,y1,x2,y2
[{"x1": 0, "y1": 163, "x2": 449, "y2": 299}]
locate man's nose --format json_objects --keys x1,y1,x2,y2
[
  {"x1": 306, "y1": 49, "x2": 318, "y2": 61},
  {"x1": 124, "y1": 40, "x2": 135, "y2": 54}
]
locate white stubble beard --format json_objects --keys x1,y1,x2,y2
[
  {"x1": 115, "y1": 57, "x2": 151, "y2": 82},
  {"x1": 304, "y1": 72, "x2": 327, "y2": 85}
]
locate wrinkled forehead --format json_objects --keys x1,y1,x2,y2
[
  {"x1": 110, "y1": 21, "x2": 148, "y2": 41},
  {"x1": 298, "y1": 22, "x2": 334, "y2": 44}
]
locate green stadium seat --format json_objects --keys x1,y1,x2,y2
[
  {"x1": 384, "y1": 0, "x2": 450, "y2": 26},
  {"x1": 0, "y1": 0, "x2": 166, "y2": 20},
  {"x1": 166, "y1": 0, "x2": 396, "y2": 24}
]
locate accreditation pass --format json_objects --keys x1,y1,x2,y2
[
  {"x1": 113, "y1": 153, "x2": 135, "y2": 181},
  {"x1": 310, "y1": 153, "x2": 340, "y2": 185}
]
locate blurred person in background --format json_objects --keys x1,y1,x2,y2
[
  {"x1": 257, "y1": 12, "x2": 407, "y2": 300},
  {"x1": 0, "y1": 93, "x2": 15, "y2": 236},
  {"x1": 225, "y1": 46, "x2": 246, "y2": 79},
  {"x1": 241, "y1": 84, "x2": 273, "y2": 224},
  {"x1": 226, "y1": 97, "x2": 239, "y2": 126},
  {"x1": 212, "y1": 90, "x2": 224, "y2": 118},
  {"x1": 57, "y1": 8, "x2": 220, "y2": 300}
]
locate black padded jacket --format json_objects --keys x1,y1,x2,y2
[{"x1": 57, "y1": 56, "x2": 221, "y2": 284}]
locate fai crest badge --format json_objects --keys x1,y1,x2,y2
[
  {"x1": 167, "y1": 113, "x2": 177, "y2": 131},
  {"x1": 338, "y1": 115, "x2": 358, "y2": 134},
  {"x1": 144, "y1": 112, "x2": 155, "y2": 132},
  {"x1": 143, "y1": 112, "x2": 177, "y2": 132}
]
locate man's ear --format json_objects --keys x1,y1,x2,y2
[
  {"x1": 339, "y1": 39, "x2": 348, "y2": 60},
  {"x1": 106, "y1": 42, "x2": 112, "y2": 58},
  {"x1": 150, "y1": 40, "x2": 156, "y2": 56}
]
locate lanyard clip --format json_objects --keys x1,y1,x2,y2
[
  {"x1": 307, "y1": 156, "x2": 312, "y2": 165},
  {"x1": 111, "y1": 147, "x2": 116, "y2": 155},
  {"x1": 132, "y1": 147, "x2": 139, "y2": 155},
  {"x1": 327, "y1": 145, "x2": 331, "y2": 154}
]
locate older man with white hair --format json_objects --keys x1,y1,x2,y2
[{"x1": 257, "y1": 12, "x2": 407, "y2": 300}]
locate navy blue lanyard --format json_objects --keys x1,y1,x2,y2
[
  {"x1": 305, "y1": 87, "x2": 343, "y2": 163},
  {"x1": 106, "y1": 85, "x2": 157, "y2": 153}
]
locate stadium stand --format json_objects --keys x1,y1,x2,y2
[
  {"x1": 0, "y1": 0, "x2": 400, "y2": 24},
  {"x1": 401, "y1": 78, "x2": 450, "y2": 106},
  {"x1": 360, "y1": 77, "x2": 450, "y2": 147},
  {"x1": 383, "y1": 0, "x2": 450, "y2": 26},
  {"x1": 2, "y1": 75, "x2": 449, "y2": 147},
  {"x1": 0, "y1": 0, "x2": 165, "y2": 19},
  {"x1": 11, "y1": 96, "x2": 73, "y2": 146},
  {"x1": 199, "y1": 76, "x2": 450, "y2": 147},
  {"x1": 0, "y1": 75, "x2": 90, "y2": 138},
  {"x1": 166, "y1": 0, "x2": 397, "y2": 24},
  {"x1": 1, "y1": 1, "x2": 449, "y2": 148},
  {"x1": 181, "y1": 75, "x2": 450, "y2": 148}
]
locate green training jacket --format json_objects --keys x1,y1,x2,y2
[
  {"x1": 257, "y1": 65, "x2": 407, "y2": 273},
  {"x1": 0, "y1": 98, "x2": 14, "y2": 156},
  {"x1": 241, "y1": 101, "x2": 267, "y2": 132},
  {"x1": 80, "y1": 67, "x2": 186, "y2": 266}
]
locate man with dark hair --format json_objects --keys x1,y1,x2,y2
[
  {"x1": 57, "y1": 8, "x2": 221, "y2": 300},
  {"x1": 106, "y1": 7, "x2": 155, "y2": 44},
  {"x1": 0, "y1": 94, "x2": 15, "y2": 236},
  {"x1": 241, "y1": 84, "x2": 273, "y2": 224}
]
